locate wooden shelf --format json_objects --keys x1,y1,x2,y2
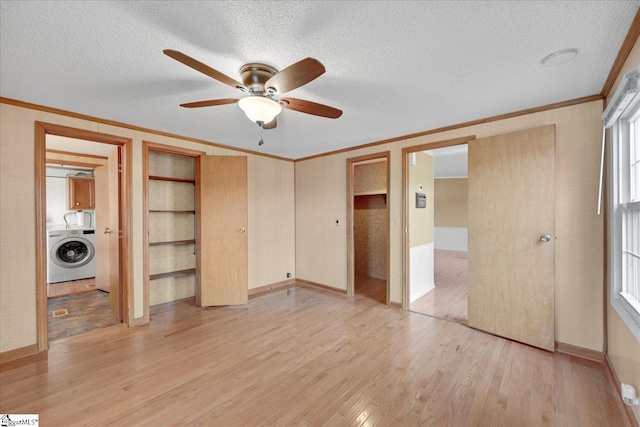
[
  {"x1": 149, "y1": 268, "x2": 196, "y2": 281},
  {"x1": 149, "y1": 175, "x2": 195, "y2": 184},
  {"x1": 149, "y1": 239, "x2": 195, "y2": 246},
  {"x1": 354, "y1": 189, "x2": 387, "y2": 196},
  {"x1": 149, "y1": 210, "x2": 195, "y2": 213}
]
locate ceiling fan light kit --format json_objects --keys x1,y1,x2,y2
[
  {"x1": 163, "y1": 49, "x2": 342, "y2": 138},
  {"x1": 238, "y1": 96, "x2": 282, "y2": 125}
]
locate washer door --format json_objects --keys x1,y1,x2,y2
[{"x1": 51, "y1": 237, "x2": 95, "y2": 268}]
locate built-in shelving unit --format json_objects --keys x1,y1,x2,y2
[
  {"x1": 354, "y1": 189, "x2": 386, "y2": 196},
  {"x1": 147, "y1": 150, "x2": 197, "y2": 306},
  {"x1": 354, "y1": 189, "x2": 387, "y2": 203},
  {"x1": 149, "y1": 268, "x2": 197, "y2": 281},
  {"x1": 149, "y1": 175, "x2": 195, "y2": 184},
  {"x1": 149, "y1": 239, "x2": 195, "y2": 246},
  {"x1": 148, "y1": 210, "x2": 196, "y2": 213}
]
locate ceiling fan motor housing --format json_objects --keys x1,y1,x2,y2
[{"x1": 240, "y1": 63, "x2": 279, "y2": 94}]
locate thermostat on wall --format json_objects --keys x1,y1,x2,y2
[{"x1": 416, "y1": 192, "x2": 426, "y2": 208}]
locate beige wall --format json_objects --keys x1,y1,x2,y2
[
  {"x1": 295, "y1": 100, "x2": 604, "y2": 351},
  {"x1": 408, "y1": 152, "x2": 434, "y2": 247},
  {"x1": 0, "y1": 102, "x2": 296, "y2": 353},
  {"x1": 434, "y1": 178, "x2": 468, "y2": 228},
  {"x1": 606, "y1": 36, "x2": 640, "y2": 424}
]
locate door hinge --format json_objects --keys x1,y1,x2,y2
[
  {"x1": 118, "y1": 164, "x2": 122, "y2": 173},
  {"x1": 118, "y1": 230, "x2": 123, "y2": 238}
]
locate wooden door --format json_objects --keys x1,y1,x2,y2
[
  {"x1": 198, "y1": 156, "x2": 248, "y2": 306},
  {"x1": 94, "y1": 165, "x2": 109, "y2": 293},
  {"x1": 108, "y1": 147, "x2": 122, "y2": 320},
  {"x1": 468, "y1": 125, "x2": 555, "y2": 351},
  {"x1": 93, "y1": 147, "x2": 121, "y2": 320}
]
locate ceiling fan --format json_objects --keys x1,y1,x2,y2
[{"x1": 163, "y1": 49, "x2": 343, "y2": 131}]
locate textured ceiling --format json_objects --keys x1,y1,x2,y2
[{"x1": 1, "y1": 1, "x2": 638, "y2": 159}]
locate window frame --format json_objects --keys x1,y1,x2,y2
[{"x1": 609, "y1": 88, "x2": 640, "y2": 342}]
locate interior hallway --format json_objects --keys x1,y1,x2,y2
[{"x1": 410, "y1": 249, "x2": 468, "y2": 324}]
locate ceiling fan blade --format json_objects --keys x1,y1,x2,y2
[
  {"x1": 265, "y1": 58, "x2": 325, "y2": 94},
  {"x1": 180, "y1": 98, "x2": 239, "y2": 108},
  {"x1": 262, "y1": 117, "x2": 277, "y2": 130},
  {"x1": 164, "y1": 49, "x2": 245, "y2": 90},
  {"x1": 281, "y1": 97, "x2": 342, "y2": 119}
]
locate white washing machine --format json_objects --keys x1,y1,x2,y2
[{"x1": 47, "y1": 228, "x2": 96, "y2": 283}]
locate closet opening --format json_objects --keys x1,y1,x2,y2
[{"x1": 347, "y1": 152, "x2": 390, "y2": 305}]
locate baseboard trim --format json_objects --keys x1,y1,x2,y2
[
  {"x1": 295, "y1": 279, "x2": 347, "y2": 295},
  {"x1": 249, "y1": 279, "x2": 296, "y2": 297},
  {"x1": 604, "y1": 353, "x2": 640, "y2": 427},
  {"x1": 0, "y1": 343, "x2": 39, "y2": 365},
  {"x1": 554, "y1": 341, "x2": 605, "y2": 362},
  {"x1": 133, "y1": 317, "x2": 147, "y2": 327}
]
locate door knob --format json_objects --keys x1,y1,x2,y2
[
  {"x1": 104, "y1": 227, "x2": 112, "y2": 234},
  {"x1": 540, "y1": 234, "x2": 552, "y2": 242},
  {"x1": 240, "y1": 227, "x2": 246, "y2": 233}
]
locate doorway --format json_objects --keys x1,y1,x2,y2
[
  {"x1": 347, "y1": 152, "x2": 390, "y2": 305},
  {"x1": 407, "y1": 144, "x2": 470, "y2": 325},
  {"x1": 44, "y1": 154, "x2": 119, "y2": 341},
  {"x1": 35, "y1": 122, "x2": 132, "y2": 352},
  {"x1": 402, "y1": 136, "x2": 474, "y2": 312},
  {"x1": 402, "y1": 126, "x2": 556, "y2": 351}
]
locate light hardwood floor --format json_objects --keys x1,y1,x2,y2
[
  {"x1": 411, "y1": 249, "x2": 468, "y2": 324},
  {"x1": 0, "y1": 284, "x2": 627, "y2": 426},
  {"x1": 355, "y1": 274, "x2": 386, "y2": 305}
]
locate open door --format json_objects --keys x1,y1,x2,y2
[
  {"x1": 107, "y1": 147, "x2": 122, "y2": 319},
  {"x1": 468, "y1": 125, "x2": 555, "y2": 351},
  {"x1": 92, "y1": 146, "x2": 122, "y2": 320},
  {"x1": 95, "y1": 165, "x2": 109, "y2": 291},
  {"x1": 198, "y1": 156, "x2": 248, "y2": 306}
]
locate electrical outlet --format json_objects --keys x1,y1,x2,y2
[
  {"x1": 622, "y1": 383, "x2": 639, "y2": 406},
  {"x1": 286, "y1": 272, "x2": 292, "y2": 278}
]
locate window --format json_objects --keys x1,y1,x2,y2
[{"x1": 609, "y1": 68, "x2": 640, "y2": 340}]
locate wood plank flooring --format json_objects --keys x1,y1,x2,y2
[
  {"x1": 0, "y1": 284, "x2": 628, "y2": 426},
  {"x1": 410, "y1": 249, "x2": 468, "y2": 324},
  {"x1": 355, "y1": 274, "x2": 387, "y2": 305}
]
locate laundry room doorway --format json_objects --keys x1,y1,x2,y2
[{"x1": 35, "y1": 122, "x2": 132, "y2": 352}]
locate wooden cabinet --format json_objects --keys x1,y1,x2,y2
[{"x1": 68, "y1": 176, "x2": 95, "y2": 210}]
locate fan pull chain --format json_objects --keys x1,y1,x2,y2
[{"x1": 258, "y1": 122, "x2": 265, "y2": 146}]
